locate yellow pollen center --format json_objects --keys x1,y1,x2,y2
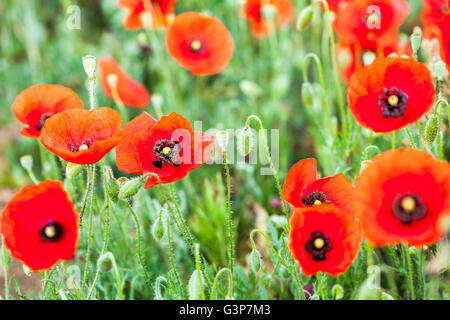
[
  {"x1": 190, "y1": 40, "x2": 202, "y2": 52},
  {"x1": 44, "y1": 226, "x2": 56, "y2": 238},
  {"x1": 313, "y1": 238, "x2": 325, "y2": 249},
  {"x1": 401, "y1": 196, "x2": 416, "y2": 212},
  {"x1": 388, "y1": 95, "x2": 399, "y2": 106},
  {"x1": 162, "y1": 147, "x2": 172, "y2": 155},
  {"x1": 79, "y1": 144, "x2": 89, "y2": 151},
  {"x1": 314, "y1": 200, "x2": 322, "y2": 205}
]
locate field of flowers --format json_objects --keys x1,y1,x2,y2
[{"x1": 0, "y1": 0, "x2": 449, "y2": 302}]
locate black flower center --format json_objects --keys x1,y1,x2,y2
[
  {"x1": 302, "y1": 191, "x2": 330, "y2": 206},
  {"x1": 36, "y1": 113, "x2": 53, "y2": 131},
  {"x1": 392, "y1": 193, "x2": 427, "y2": 225},
  {"x1": 40, "y1": 221, "x2": 64, "y2": 242},
  {"x1": 305, "y1": 231, "x2": 332, "y2": 261},
  {"x1": 152, "y1": 139, "x2": 182, "y2": 169},
  {"x1": 189, "y1": 39, "x2": 203, "y2": 53},
  {"x1": 70, "y1": 139, "x2": 93, "y2": 152},
  {"x1": 378, "y1": 87, "x2": 408, "y2": 118}
]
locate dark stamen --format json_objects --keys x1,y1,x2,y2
[
  {"x1": 378, "y1": 87, "x2": 408, "y2": 118},
  {"x1": 153, "y1": 139, "x2": 182, "y2": 169},
  {"x1": 305, "y1": 231, "x2": 332, "y2": 261},
  {"x1": 40, "y1": 221, "x2": 64, "y2": 242},
  {"x1": 70, "y1": 139, "x2": 93, "y2": 152},
  {"x1": 392, "y1": 193, "x2": 427, "y2": 225},
  {"x1": 302, "y1": 191, "x2": 330, "y2": 206},
  {"x1": 36, "y1": 113, "x2": 53, "y2": 131}
]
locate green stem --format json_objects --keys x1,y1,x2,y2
[
  {"x1": 210, "y1": 268, "x2": 233, "y2": 300},
  {"x1": 194, "y1": 244, "x2": 206, "y2": 300},
  {"x1": 79, "y1": 165, "x2": 91, "y2": 225},
  {"x1": 317, "y1": 272, "x2": 328, "y2": 300},
  {"x1": 169, "y1": 183, "x2": 194, "y2": 246},
  {"x1": 126, "y1": 200, "x2": 154, "y2": 293},
  {"x1": 222, "y1": 151, "x2": 234, "y2": 277},
  {"x1": 404, "y1": 245, "x2": 415, "y2": 300},
  {"x1": 405, "y1": 127, "x2": 416, "y2": 149},
  {"x1": 166, "y1": 213, "x2": 182, "y2": 286},
  {"x1": 392, "y1": 131, "x2": 396, "y2": 151},
  {"x1": 82, "y1": 164, "x2": 96, "y2": 291}
]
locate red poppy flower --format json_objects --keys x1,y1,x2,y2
[
  {"x1": 242, "y1": 0, "x2": 294, "y2": 37},
  {"x1": 334, "y1": 0, "x2": 410, "y2": 49},
  {"x1": 282, "y1": 158, "x2": 354, "y2": 214},
  {"x1": 0, "y1": 180, "x2": 79, "y2": 271},
  {"x1": 39, "y1": 108, "x2": 123, "y2": 165},
  {"x1": 165, "y1": 12, "x2": 234, "y2": 76},
  {"x1": 354, "y1": 148, "x2": 450, "y2": 247},
  {"x1": 322, "y1": 0, "x2": 346, "y2": 12},
  {"x1": 289, "y1": 204, "x2": 362, "y2": 277},
  {"x1": 98, "y1": 56, "x2": 151, "y2": 108},
  {"x1": 347, "y1": 56, "x2": 436, "y2": 133},
  {"x1": 421, "y1": 4, "x2": 450, "y2": 69},
  {"x1": 116, "y1": 111, "x2": 215, "y2": 188},
  {"x1": 118, "y1": 0, "x2": 178, "y2": 30},
  {"x1": 11, "y1": 84, "x2": 84, "y2": 139}
]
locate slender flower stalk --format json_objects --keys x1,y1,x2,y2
[
  {"x1": 82, "y1": 163, "x2": 96, "y2": 291},
  {"x1": 210, "y1": 268, "x2": 233, "y2": 300},
  {"x1": 222, "y1": 151, "x2": 235, "y2": 277}
]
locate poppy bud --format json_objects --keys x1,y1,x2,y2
[
  {"x1": 188, "y1": 270, "x2": 204, "y2": 300},
  {"x1": 19, "y1": 155, "x2": 33, "y2": 172},
  {"x1": 117, "y1": 177, "x2": 129, "y2": 185},
  {"x1": 152, "y1": 211, "x2": 165, "y2": 241},
  {"x1": 331, "y1": 284, "x2": 344, "y2": 299},
  {"x1": 249, "y1": 248, "x2": 261, "y2": 273},
  {"x1": 237, "y1": 127, "x2": 256, "y2": 157},
  {"x1": 108, "y1": 179, "x2": 120, "y2": 203},
  {"x1": 278, "y1": 265, "x2": 290, "y2": 280},
  {"x1": 425, "y1": 114, "x2": 439, "y2": 147},
  {"x1": 410, "y1": 29, "x2": 422, "y2": 54},
  {"x1": 296, "y1": 6, "x2": 313, "y2": 32},
  {"x1": 82, "y1": 55, "x2": 97, "y2": 79},
  {"x1": 216, "y1": 130, "x2": 230, "y2": 151},
  {"x1": 309, "y1": 294, "x2": 320, "y2": 300},
  {"x1": 261, "y1": 4, "x2": 277, "y2": 21},
  {"x1": 301, "y1": 82, "x2": 314, "y2": 109},
  {"x1": 118, "y1": 177, "x2": 144, "y2": 200},
  {"x1": 66, "y1": 162, "x2": 84, "y2": 179},
  {"x1": 240, "y1": 80, "x2": 263, "y2": 98},
  {"x1": 97, "y1": 251, "x2": 115, "y2": 273},
  {"x1": 381, "y1": 292, "x2": 395, "y2": 300},
  {"x1": 434, "y1": 60, "x2": 446, "y2": 81}
]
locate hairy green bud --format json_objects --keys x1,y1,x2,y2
[
  {"x1": 332, "y1": 284, "x2": 344, "y2": 300},
  {"x1": 152, "y1": 212, "x2": 165, "y2": 241},
  {"x1": 425, "y1": 114, "x2": 439, "y2": 147},
  {"x1": 249, "y1": 249, "x2": 262, "y2": 273},
  {"x1": 20, "y1": 155, "x2": 33, "y2": 172},
  {"x1": 296, "y1": 6, "x2": 313, "y2": 32},
  {"x1": 66, "y1": 162, "x2": 84, "y2": 179},
  {"x1": 118, "y1": 178, "x2": 144, "y2": 200},
  {"x1": 301, "y1": 82, "x2": 314, "y2": 109},
  {"x1": 97, "y1": 252, "x2": 115, "y2": 273}
]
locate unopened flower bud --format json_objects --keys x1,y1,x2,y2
[
  {"x1": 118, "y1": 177, "x2": 144, "y2": 200},
  {"x1": 425, "y1": 114, "x2": 439, "y2": 147},
  {"x1": 20, "y1": 155, "x2": 33, "y2": 172},
  {"x1": 332, "y1": 284, "x2": 344, "y2": 299},
  {"x1": 237, "y1": 127, "x2": 256, "y2": 156},
  {"x1": 97, "y1": 252, "x2": 115, "y2": 273},
  {"x1": 434, "y1": 60, "x2": 446, "y2": 80},
  {"x1": 301, "y1": 82, "x2": 314, "y2": 109},
  {"x1": 188, "y1": 270, "x2": 204, "y2": 300},
  {"x1": 410, "y1": 29, "x2": 422, "y2": 53},
  {"x1": 108, "y1": 179, "x2": 120, "y2": 203},
  {"x1": 117, "y1": 177, "x2": 129, "y2": 185},
  {"x1": 249, "y1": 248, "x2": 262, "y2": 273},
  {"x1": 296, "y1": 6, "x2": 313, "y2": 32},
  {"x1": 152, "y1": 212, "x2": 165, "y2": 241},
  {"x1": 82, "y1": 55, "x2": 96, "y2": 79},
  {"x1": 278, "y1": 265, "x2": 290, "y2": 280},
  {"x1": 66, "y1": 162, "x2": 84, "y2": 179}
]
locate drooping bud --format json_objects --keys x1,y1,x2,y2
[
  {"x1": 66, "y1": 162, "x2": 84, "y2": 179},
  {"x1": 216, "y1": 130, "x2": 230, "y2": 152},
  {"x1": 117, "y1": 177, "x2": 129, "y2": 185},
  {"x1": 118, "y1": 177, "x2": 145, "y2": 200},
  {"x1": 20, "y1": 155, "x2": 33, "y2": 172},
  {"x1": 425, "y1": 114, "x2": 439, "y2": 147},
  {"x1": 301, "y1": 82, "x2": 314, "y2": 109},
  {"x1": 97, "y1": 252, "x2": 115, "y2": 273},
  {"x1": 152, "y1": 211, "x2": 165, "y2": 241},
  {"x1": 434, "y1": 60, "x2": 446, "y2": 80},
  {"x1": 331, "y1": 284, "x2": 344, "y2": 300},
  {"x1": 82, "y1": 55, "x2": 96, "y2": 79},
  {"x1": 296, "y1": 6, "x2": 314, "y2": 32},
  {"x1": 240, "y1": 80, "x2": 263, "y2": 98},
  {"x1": 237, "y1": 127, "x2": 256, "y2": 157},
  {"x1": 249, "y1": 248, "x2": 262, "y2": 273}
]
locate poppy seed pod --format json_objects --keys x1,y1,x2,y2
[
  {"x1": 249, "y1": 248, "x2": 262, "y2": 273},
  {"x1": 410, "y1": 32, "x2": 422, "y2": 53},
  {"x1": 425, "y1": 114, "x2": 439, "y2": 147},
  {"x1": 434, "y1": 61, "x2": 446, "y2": 80},
  {"x1": 20, "y1": 155, "x2": 33, "y2": 172},
  {"x1": 296, "y1": 6, "x2": 313, "y2": 32},
  {"x1": 66, "y1": 162, "x2": 84, "y2": 180},
  {"x1": 118, "y1": 177, "x2": 145, "y2": 200}
]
